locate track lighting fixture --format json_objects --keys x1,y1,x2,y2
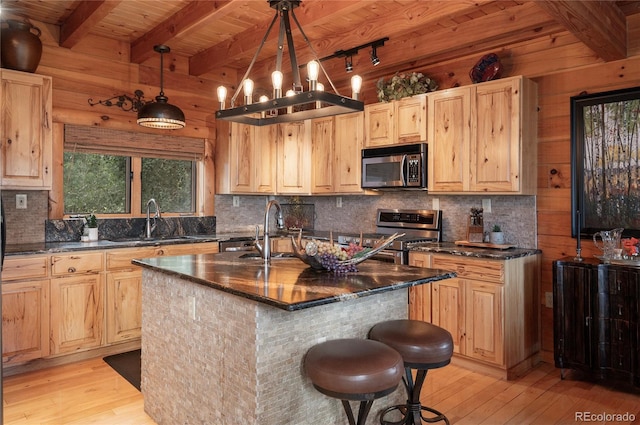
[
  {"x1": 321, "y1": 37, "x2": 389, "y2": 73},
  {"x1": 370, "y1": 46, "x2": 380, "y2": 66}
]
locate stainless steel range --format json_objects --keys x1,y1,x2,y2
[{"x1": 337, "y1": 209, "x2": 442, "y2": 264}]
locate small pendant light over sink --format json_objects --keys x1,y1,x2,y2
[{"x1": 137, "y1": 45, "x2": 186, "y2": 129}]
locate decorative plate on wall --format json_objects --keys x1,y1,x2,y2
[{"x1": 470, "y1": 53, "x2": 503, "y2": 84}]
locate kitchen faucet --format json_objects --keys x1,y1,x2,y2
[
  {"x1": 145, "y1": 198, "x2": 161, "y2": 239},
  {"x1": 254, "y1": 199, "x2": 284, "y2": 263}
]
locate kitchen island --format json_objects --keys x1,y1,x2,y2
[{"x1": 133, "y1": 252, "x2": 455, "y2": 425}]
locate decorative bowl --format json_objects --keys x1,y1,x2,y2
[
  {"x1": 290, "y1": 232, "x2": 405, "y2": 273},
  {"x1": 470, "y1": 53, "x2": 503, "y2": 84}
]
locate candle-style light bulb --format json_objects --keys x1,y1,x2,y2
[
  {"x1": 216, "y1": 86, "x2": 227, "y2": 109},
  {"x1": 315, "y1": 83, "x2": 324, "y2": 109},
  {"x1": 243, "y1": 79, "x2": 254, "y2": 105},
  {"x1": 351, "y1": 75, "x2": 363, "y2": 100},
  {"x1": 307, "y1": 60, "x2": 319, "y2": 90},
  {"x1": 286, "y1": 89, "x2": 295, "y2": 113},
  {"x1": 272, "y1": 71, "x2": 283, "y2": 99},
  {"x1": 259, "y1": 95, "x2": 269, "y2": 118}
]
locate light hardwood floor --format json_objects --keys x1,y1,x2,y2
[{"x1": 3, "y1": 358, "x2": 640, "y2": 424}]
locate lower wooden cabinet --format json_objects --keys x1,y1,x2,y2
[
  {"x1": 50, "y1": 273, "x2": 104, "y2": 355},
  {"x1": 3, "y1": 242, "x2": 220, "y2": 368},
  {"x1": 408, "y1": 252, "x2": 432, "y2": 322},
  {"x1": 106, "y1": 270, "x2": 142, "y2": 344},
  {"x1": 410, "y1": 251, "x2": 540, "y2": 379},
  {"x1": 2, "y1": 280, "x2": 50, "y2": 365}
]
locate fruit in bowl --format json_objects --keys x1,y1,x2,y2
[{"x1": 291, "y1": 233, "x2": 405, "y2": 274}]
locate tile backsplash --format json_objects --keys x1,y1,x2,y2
[
  {"x1": 1, "y1": 190, "x2": 48, "y2": 244},
  {"x1": 215, "y1": 193, "x2": 538, "y2": 248}
]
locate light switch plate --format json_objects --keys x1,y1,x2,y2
[
  {"x1": 16, "y1": 194, "x2": 27, "y2": 209},
  {"x1": 232, "y1": 196, "x2": 240, "y2": 207}
]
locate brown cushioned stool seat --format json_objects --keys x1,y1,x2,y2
[
  {"x1": 369, "y1": 320, "x2": 454, "y2": 425},
  {"x1": 305, "y1": 338, "x2": 404, "y2": 425}
]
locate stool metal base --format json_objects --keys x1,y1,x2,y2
[{"x1": 380, "y1": 368, "x2": 450, "y2": 425}]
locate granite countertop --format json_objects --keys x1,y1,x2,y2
[
  {"x1": 3, "y1": 230, "x2": 334, "y2": 256},
  {"x1": 409, "y1": 241, "x2": 541, "y2": 260},
  {"x1": 133, "y1": 252, "x2": 456, "y2": 311}
]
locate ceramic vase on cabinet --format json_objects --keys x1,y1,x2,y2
[{"x1": 1, "y1": 19, "x2": 43, "y2": 73}]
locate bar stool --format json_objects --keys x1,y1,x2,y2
[
  {"x1": 304, "y1": 338, "x2": 404, "y2": 425},
  {"x1": 369, "y1": 320, "x2": 453, "y2": 425}
]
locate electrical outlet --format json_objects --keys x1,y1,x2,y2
[
  {"x1": 16, "y1": 194, "x2": 27, "y2": 209},
  {"x1": 232, "y1": 196, "x2": 240, "y2": 207},
  {"x1": 336, "y1": 197, "x2": 342, "y2": 208},
  {"x1": 482, "y1": 198, "x2": 491, "y2": 213},
  {"x1": 545, "y1": 292, "x2": 553, "y2": 308},
  {"x1": 432, "y1": 198, "x2": 440, "y2": 210},
  {"x1": 189, "y1": 296, "x2": 197, "y2": 320}
]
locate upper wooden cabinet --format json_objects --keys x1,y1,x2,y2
[
  {"x1": 223, "y1": 122, "x2": 277, "y2": 194},
  {"x1": 364, "y1": 94, "x2": 427, "y2": 147},
  {"x1": 0, "y1": 69, "x2": 53, "y2": 189},
  {"x1": 428, "y1": 76, "x2": 538, "y2": 194},
  {"x1": 311, "y1": 113, "x2": 364, "y2": 194},
  {"x1": 277, "y1": 121, "x2": 311, "y2": 194}
]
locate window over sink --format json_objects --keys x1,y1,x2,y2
[{"x1": 63, "y1": 125, "x2": 202, "y2": 217}]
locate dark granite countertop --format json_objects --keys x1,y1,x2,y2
[
  {"x1": 3, "y1": 230, "x2": 333, "y2": 256},
  {"x1": 133, "y1": 252, "x2": 456, "y2": 311},
  {"x1": 409, "y1": 242, "x2": 541, "y2": 260}
]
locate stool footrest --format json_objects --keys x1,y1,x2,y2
[{"x1": 380, "y1": 404, "x2": 450, "y2": 425}]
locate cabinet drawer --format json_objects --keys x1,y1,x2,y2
[
  {"x1": 1, "y1": 256, "x2": 48, "y2": 281},
  {"x1": 51, "y1": 252, "x2": 103, "y2": 276},
  {"x1": 106, "y1": 247, "x2": 157, "y2": 270},
  {"x1": 158, "y1": 242, "x2": 219, "y2": 257},
  {"x1": 432, "y1": 255, "x2": 504, "y2": 283}
]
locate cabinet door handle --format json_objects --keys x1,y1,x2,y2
[
  {"x1": 7, "y1": 138, "x2": 11, "y2": 145},
  {"x1": 68, "y1": 267, "x2": 76, "y2": 273},
  {"x1": 618, "y1": 305, "x2": 623, "y2": 316},
  {"x1": 618, "y1": 329, "x2": 623, "y2": 341}
]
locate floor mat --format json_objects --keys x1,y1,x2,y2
[{"x1": 103, "y1": 349, "x2": 141, "y2": 391}]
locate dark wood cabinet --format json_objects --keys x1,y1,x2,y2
[{"x1": 553, "y1": 258, "x2": 639, "y2": 386}]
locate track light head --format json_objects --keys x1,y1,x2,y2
[
  {"x1": 345, "y1": 56, "x2": 353, "y2": 73},
  {"x1": 370, "y1": 46, "x2": 380, "y2": 66}
]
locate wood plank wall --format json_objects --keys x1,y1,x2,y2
[{"x1": 24, "y1": 15, "x2": 640, "y2": 362}]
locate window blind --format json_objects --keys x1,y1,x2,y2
[{"x1": 64, "y1": 125, "x2": 204, "y2": 160}]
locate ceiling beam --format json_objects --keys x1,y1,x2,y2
[
  {"x1": 59, "y1": 0, "x2": 122, "y2": 48},
  {"x1": 130, "y1": 0, "x2": 238, "y2": 64},
  {"x1": 535, "y1": 0, "x2": 627, "y2": 61}
]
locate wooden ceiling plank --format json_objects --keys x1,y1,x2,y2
[
  {"x1": 59, "y1": 0, "x2": 122, "y2": 48},
  {"x1": 188, "y1": 0, "x2": 370, "y2": 76},
  {"x1": 130, "y1": 0, "x2": 238, "y2": 64},
  {"x1": 535, "y1": 0, "x2": 627, "y2": 61},
  {"x1": 248, "y1": 2, "x2": 551, "y2": 90}
]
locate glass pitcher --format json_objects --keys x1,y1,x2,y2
[{"x1": 593, "y1": 228, "x2": 624, "y2": 260}]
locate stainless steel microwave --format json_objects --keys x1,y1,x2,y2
[{"x1": 361, "y1": 143, "x2": 427, "y2": 189}]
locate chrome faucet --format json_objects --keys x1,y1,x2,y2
[
  {"x1": 145, "y1": 198, "x2": 161, "y2": 239},
  {"x1": 254, "y1": 199, "x2": 284, "y2": 263}
]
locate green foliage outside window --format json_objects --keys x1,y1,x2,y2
[
  {"x1": 63, "y1": 152, "x2": 127, "y2": 214},
  {"x1": 141, "y1": 158, "x2": 195, "y2": 213}
]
